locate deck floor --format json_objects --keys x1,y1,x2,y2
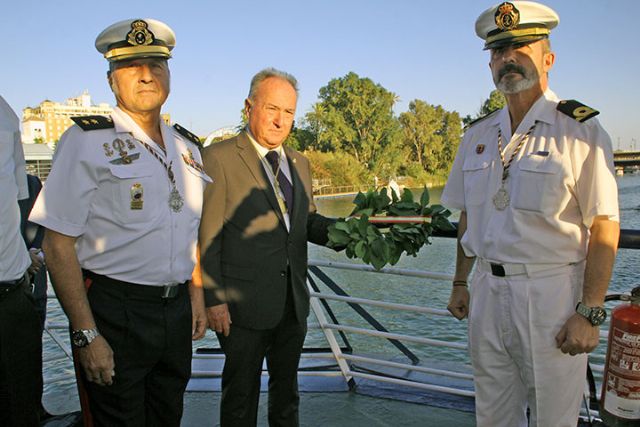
[{"x1": 182, "y1": 391, "x2": 476, "y2": 427}]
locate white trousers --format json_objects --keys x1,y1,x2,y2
[{"x1": 468, "y1": 263, "x2": 588, "y2": 427}]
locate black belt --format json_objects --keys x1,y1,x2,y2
[
  {"x1": 83, "y1": 270, "x2": 186, "y2": 299},
  {"x1": 0, "y1": 274, "x2": 29, "y2": 296},
  {"x1": 490, "y1": 263, "x2": 506, "y2": 277}
]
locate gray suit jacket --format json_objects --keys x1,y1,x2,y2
[{"x1": 199, "y1": 131, "x2": 333, "y2": 329}]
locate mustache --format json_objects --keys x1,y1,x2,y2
[{"x1": 499, "y1": 63, "x2": 526, "y2": 79}]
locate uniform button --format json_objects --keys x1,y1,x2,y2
[{"x1": 280, "y1": 271, "x2": 286, "y2": 277}]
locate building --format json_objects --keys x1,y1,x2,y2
[
  {"x1": 22, "y1": 143, "x2": 55, "y2": 181},
  {"x1": 22, "y1": 90, "x2": 112, "y2": 144}
]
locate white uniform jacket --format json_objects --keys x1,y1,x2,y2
[
  {"x1": 441, "y1": 89, "x2": 619, "y2": 265},
  {"x1": 30, "y1": 107, "x2": 211, "y2": 285}
]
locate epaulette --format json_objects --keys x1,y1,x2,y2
[
  {"x1": 464, "y1": 109, "x2": 500, "y2": 130},
  {"x1": 173, "y1": 123, "x2": 202, "y2": 147},
  {"x1": 71, "y1": 115, "x2": 114, "y2": 130},
  {"x1": 557, "y1": 100, "x2": 599, "y2": 123}
]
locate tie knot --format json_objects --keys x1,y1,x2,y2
[{"x1": 265, "y1": 151, "x2": 279, "y2": 172}]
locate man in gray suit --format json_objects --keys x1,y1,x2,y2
[{"x1": 198, "y1": 68, "x2": 334, "y2": 426}]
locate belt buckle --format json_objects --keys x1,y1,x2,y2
[
  {"x1": 490, "y1": 263, "x2": 506, "y2": 277},
  {"x1": 161, "y1": 284, "x2": 179, "y2": 299}
]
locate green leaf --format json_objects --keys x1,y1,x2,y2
[
  {"x1": 334, "y1": 221, "x2": 350, "y2": 232},
  {"x1": 355, "y1": 240, "x2": 366, "y2": 258},
  {"x1": 370, "y1": 254, "x2": 386, "y2": 271},
  {"x1": 401, "y1": 188, "x2": 414, "y2": 203},
  {"x1": 420, "y1": 187, "x2": 430, "y2": 208}
]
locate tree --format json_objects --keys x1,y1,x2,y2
[
  {"x1": 399, "y1": 100, "x2": 462, "y2": 174},
  {"x1": 305, "y1": 72, "x2": 400, "y2": 172},
  {"x1": 463, "y1": 89, "x2": 506, "y2": 126}
]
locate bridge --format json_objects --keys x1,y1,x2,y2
[{"x1": 613, "y1": 150, "x2": 640, "y2": 174}]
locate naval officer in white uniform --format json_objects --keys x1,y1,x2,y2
[
  {"x1": 442, "y1": 2, "x2": 619, "y2": 426},
  {"x1": 30, "y1": 18, "x2": 210, "y2": 426}
]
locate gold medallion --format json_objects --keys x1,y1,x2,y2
[{"x1": 493, "y1": 186, "x2": 509, "y2": 210}]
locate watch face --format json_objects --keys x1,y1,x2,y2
[
  {"x1": 590, "y1": 308, "x2": 607, "y2": 326},
  {"x1": 72, "y1": 330, "x2": 89, "y2": 347}
]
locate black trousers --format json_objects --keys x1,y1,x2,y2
[
  {"x1": 83, "y1": 275, "x2": 192, "y2": 427},
  {"x1": 218, "y1": 283, "x2": 307, "y2": 427},
  {"x1": 0, "y1": 281, "x2": 42, "y2": 427}
]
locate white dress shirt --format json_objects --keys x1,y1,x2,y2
[{"x1": 247, "y1": 131, "x2": 293, "y2": 231}]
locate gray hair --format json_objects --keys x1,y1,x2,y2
[{"x1": 248, "y1": 68, "x2": 299, "y2": 100}]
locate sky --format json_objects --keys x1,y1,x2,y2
[{"x1": 1, "y1": 0, "x2": 638, "y2": 149}]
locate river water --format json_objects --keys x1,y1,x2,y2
[{"x1": 42, "y1": 174, "x2": 640, "y2": 414}]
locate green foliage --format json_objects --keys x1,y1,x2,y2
[
  {"x1": 463, "y1": 89, "x2": 506, "y2": 126},
  {"x1": 304, "y1": 72, "x2": 400, "y2": 173},
  {"x1": 327, "y1": 188, "x2": 455, "y2": 270},
  {"x1": 305, "y1": 150, "x2": 370, "y2": 186},
  {"x1": 399, "y1": 100, "x2": 462, "y2": 175}
]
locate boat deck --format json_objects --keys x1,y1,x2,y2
[{"x1": 182, "y1": 391, "x2": 476, "y2": 427}]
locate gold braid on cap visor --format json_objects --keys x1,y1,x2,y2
[
  {"x1": 104, "y1": 45, "x2": 171, "y2": 61},
  {"x1": 485, "y1": 27, "x2": 550, "y2": 46}
]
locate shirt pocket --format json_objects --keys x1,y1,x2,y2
[
  {"x1": 108, "y1": 165, "x2": 162, "y2": 224},
  {"x1": 512, "y1": 151, "x2": 563, "y2": 213},
  {"x1": 462, "y1": 156, "x2": 492, "y2": 206}
]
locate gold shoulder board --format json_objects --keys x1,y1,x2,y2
[
  {"x1": 71, "y1": 115, "x2": 114, "y2": 131},
  {"x1": 557, "y1": 100, "x2": 600, "y2": 123},
  {"x1": 173, "y1": 123, "x2": 202, "y2": 147}
]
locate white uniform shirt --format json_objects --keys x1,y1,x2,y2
[
  {"x1": 30, "y1": 107, "x2": 211, "y2": 285},
  {"x1": 441, "y1": 89, "x2": 619, "y2": 265},
  {"x1": 0, "y1": 95, "x2": 30, "y2": 281},
  {"x1": 247, "y1": 131, "x2": 293, "y2": 231}
]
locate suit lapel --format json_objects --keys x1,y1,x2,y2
[{"x1": 236, "y1": 132, "x2": 287, "y2": 228}]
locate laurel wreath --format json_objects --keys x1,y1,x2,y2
[{"x1": 327, "y1": 188, "x2": 455, "y2": 270}]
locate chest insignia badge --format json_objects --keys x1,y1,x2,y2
[
  {"x1": 130, "y1": 183, "x2": 144, "y2": 210},
  {"x1": 103, "y1": 143, "x2": 114, "y2": 157},
  {"x1": 109, "y1": 138, "x2": 140, "y2": 165},
  {"x1": 476, "y1": 144, "x2": 485, "y2": 154},
  {"x1": 181, "y1": 149, "x2": 205, "y2": 174}
]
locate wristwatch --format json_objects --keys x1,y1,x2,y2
[
  {"x1": 71, "y1": 328, "x2": 100, "y2": 348},
  {"x1": 575, "y1": 302, "x2": 607, "y2": 326}
]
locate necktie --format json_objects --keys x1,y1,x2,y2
[{"x1": 265, "y1": 150, "x2": 293, "y2": 214}]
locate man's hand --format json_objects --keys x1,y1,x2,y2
[
  {"x1": 207, "y1": 303, "x2": 231, "y2": 336},
  {"x1": 555, "y1": 313, "x2": 600, "y2": 355},
  {"x1": 447, "y1": 286, "x2": 470, "y2": 320},
  {"x1": 191, "y1": 294, "x2": 207, "y2": 341},
  {"x1": 27, "y1": 249, "x2": 44, "y2": 276},
  {"x1": 78, "y1": 335, "x2": 115, "y2": 386}
]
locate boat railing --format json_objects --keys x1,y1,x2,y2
[{"x1": 305, "y1": 259, "x2": 475, "y2": 399}]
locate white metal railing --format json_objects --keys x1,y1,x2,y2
[
  {"x1": 306, "y1": 258, "x2": 610, "y2": 408},
  {"x1": 307, "y1": 259, "x2": 475, "y2": 398}
]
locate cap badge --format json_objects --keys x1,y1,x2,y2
[
  {"x1": 495, "y1": 2, "x2": 520, "y2": 31},
  {"x1": 127, "y1": 20, "x2": 155, "y2": 46},
  {"x1": 476, "y1": 144, "x2": 485, "y2": 154}
]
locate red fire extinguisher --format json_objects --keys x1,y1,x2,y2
[{"x1": 600, "y1": 286, "x2": 640, "y2": 426}]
